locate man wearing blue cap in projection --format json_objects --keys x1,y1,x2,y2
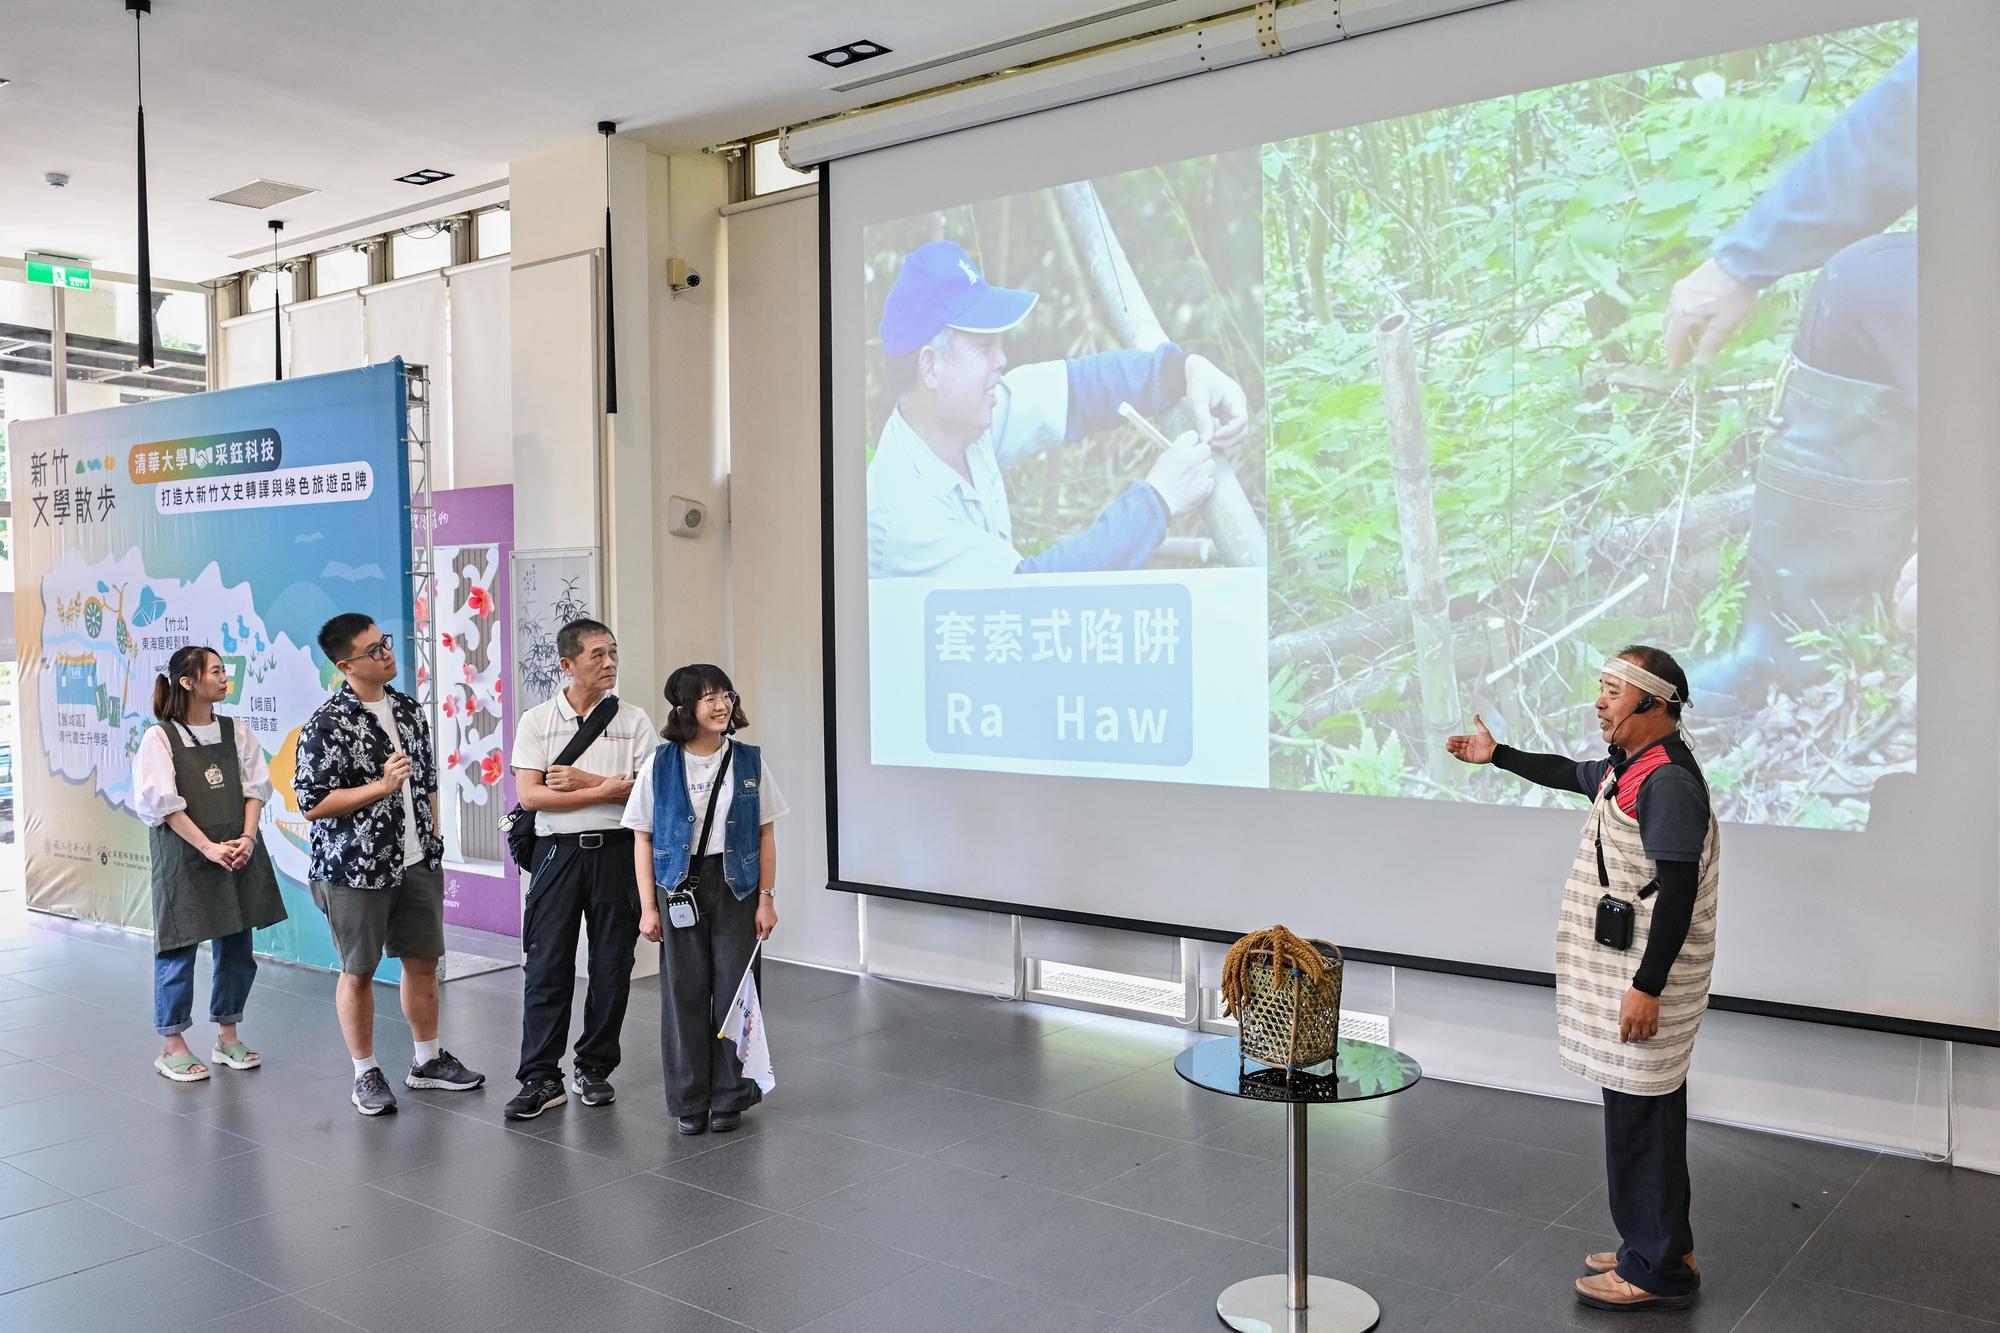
[{"x1": 868, "y1": 239, "x2": 1249, "y2": 579}]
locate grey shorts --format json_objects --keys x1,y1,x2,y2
[{"x1": 310, "y1": 861, "x2": 446, "y2": 976}]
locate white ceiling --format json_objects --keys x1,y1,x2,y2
[{"x1": 0, "y1": 0, "x2": 1219, "y2": 284}]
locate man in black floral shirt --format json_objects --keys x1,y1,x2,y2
[{"x1": 296, "y1": 613, "x2": 485, "y2": 1115}]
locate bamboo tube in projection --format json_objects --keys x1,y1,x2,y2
[
  {"x1": 1055, "y1": 181, "x2": 1268, "y2": 567},
  {"x1": 1374, "y1": 311, "x2": 1460, "y2": 781}
]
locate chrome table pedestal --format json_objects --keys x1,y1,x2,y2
[{"x1": 1173, "y1": 1038, "x2": 1423, "y2": 1333}]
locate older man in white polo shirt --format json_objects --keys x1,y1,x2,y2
[
  {"x1": 503, "y1": 618, "x2": 658, "y2": 1121},
  {"x1": 867, "y1": 239, "x2": 1248, "y2": 580}
]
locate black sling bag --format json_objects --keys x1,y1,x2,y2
[{"x1": 499, "y1": 695, "x2": 621, "y2": 869}]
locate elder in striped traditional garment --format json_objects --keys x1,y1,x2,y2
[{"x1": 1448, "y1": 646, "x2": 1717, "y2": 1314}]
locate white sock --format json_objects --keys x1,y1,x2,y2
[
  {"x1": 413, "y1": 1038, "x2": 441, "y2": 1065},
  {"x1": 352, "y1": 1056, "x2": 378, "y2": 1078}
]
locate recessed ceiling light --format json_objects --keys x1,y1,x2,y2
[
  {"x1": 394, "y1": 168, "x2": 455, "y2": 186},
  {"x1": 809, "y1": 38, "x2": 892, "y2": 69}
]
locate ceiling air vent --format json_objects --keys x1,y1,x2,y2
[{"x1": 208, "y1": 179, "x2": 318, "y2": 210}]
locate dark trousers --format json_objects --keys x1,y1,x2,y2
[
  {"x1": 517, "y1": 833, "x2": 639, "y2": 1085},
  {"x1": 1795, "y1": 230, "x2": 1917, "y2": 395},
  {"x1": 659, "y1": 854, "x2": 763, "y2": 1118},
  {"x1": 1604, "y1": 1081, "x2": 1698, "y2": 1298}
]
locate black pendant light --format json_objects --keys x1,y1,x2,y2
[
  {"x1": 128, "y1": 0, "x2": 154, "y2": 371},
  {"x1": 598, "y1": 120, "x2": 618, "y2": 416},
  {"x1": 269, "y1": 219, "x2": 284, "y2": 380}
]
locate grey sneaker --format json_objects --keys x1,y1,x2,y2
[
  {"x1": 407, "y1": 1049, "x2": 485, "y2": 1091},
  {"x1": 570, "y1": 1070, "x2": 615, "y2": 1106},
  {"x1": 352, "y1": 1067, "x2": 398, "y2": 1116}
]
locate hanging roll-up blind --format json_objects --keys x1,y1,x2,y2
[
  {"x1": 285, "y1": 292, "x2": 365, "y2": 379},
  {"x1": 445, "y1": 258, "x2": 512, "y2": 488},
  {"x1": 218, "y1": 311, "x2": 277, "y2": 388},
  {"x1": 362, "y1": 274, "x2": 451, "y2": 481}
]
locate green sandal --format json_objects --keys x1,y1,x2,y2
[
  {"x1": 154, "y1": 1051, "x2": 210, "y2": 1082},
  {"x1": 211, "y1": 1040, "x2": 261, "y2": 1070}
]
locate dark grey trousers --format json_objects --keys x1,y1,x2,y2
[
  {"x1": 517, "y1": 834, "x2": 639, "y2": 1085},
  {"x1": 1604, "y1": 1080, "x2": 1697, "y2": 1298},
  {"x1": 658, "y1": 855, "x2": 763, "y2": 1117}
]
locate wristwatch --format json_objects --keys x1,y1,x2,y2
[{"x1": 757, "y1": 888, "x2": 776, "y2": 897}]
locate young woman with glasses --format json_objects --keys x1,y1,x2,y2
[{"x1": 622, "y1": 665, "x2": 788, "y2": 1134}]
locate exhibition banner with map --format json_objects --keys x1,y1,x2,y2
[{"x1": 10, "y1": 362, "x2": 416, "y2": 970}]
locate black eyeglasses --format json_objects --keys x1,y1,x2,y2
[{"x1": 339, "y1": 633, "x2": 394, "y2": 665}]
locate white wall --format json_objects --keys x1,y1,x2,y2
[
  {"x1": 647, "y1": 151, "x2": 730, "y2": 684},
  {"x1": 505, "y1": 134, "x2": 664, "y2": 706},
  {"x1": 725, "y1": 193, "x2": 859, "y2": 970}
]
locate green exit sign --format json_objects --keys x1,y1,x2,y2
[{"x1": 24, "y1": 257, "x2": 91, "y2": 290}]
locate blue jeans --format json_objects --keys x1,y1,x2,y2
[{"x1": 154, "y1": 930, "x2": 258, "y2": 1037}]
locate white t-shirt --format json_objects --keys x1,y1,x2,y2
[
  {"x1": 510, "y1": 693, "x2": 658, "y2": 835},
  {"x1": 132, "y1": 719, "x2": 276, "y2": 828},
  {"x1": 620, "y1": 741, "x2": 789, "y2": 841},
  {"x1": 361, "y1": 695, "x2": 424, "y2": 867}
]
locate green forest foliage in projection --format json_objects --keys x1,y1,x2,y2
[
  {"x1": 1262, "y1": 22, "x2": 1917, "y2": 828},
  {"x1": 860, "y1": 151, "x2": 1266, "y2": 560}
]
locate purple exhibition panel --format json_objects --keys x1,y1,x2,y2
[{"x1": 414, "y1": 484, "x2": 521, "y2": 936}]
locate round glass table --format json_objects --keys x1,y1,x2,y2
[{"x1": 1174, "y1": 1037, "x2": 1423, "y2": 1332}]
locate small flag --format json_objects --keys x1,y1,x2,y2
[{"x1": 718, "y1": 945, "x2": 775, "y2": 1095}]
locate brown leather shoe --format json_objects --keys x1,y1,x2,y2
[
  {"x1": 1575, "y1": 1271, "x2": 1697, "y2": 1311},
  {"x1": 1585, "y1": 1251, "x2": 1700, "y2": 1280}
]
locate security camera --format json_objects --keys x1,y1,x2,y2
[
  {"x1": 667, "y1": 258, "x2": 701, "y2": 293},
  {"x1": 45, "y1": 171, "x2": 69, "y2": 189}
]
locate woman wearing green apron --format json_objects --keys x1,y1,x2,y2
[{"x1": 133, "y1": 645, "x2": 288, "y2": 1082}]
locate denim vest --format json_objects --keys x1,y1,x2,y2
[{"x1": 649, "y1": 740, "x2": 763, "y2": 899}]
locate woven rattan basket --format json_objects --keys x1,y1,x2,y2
[{"x1": 1222, "y1": 926, "x2": 1343, "y2": 1070}]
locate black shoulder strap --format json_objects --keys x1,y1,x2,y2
[
  {"x1": 553, "y1": 696, "x2": 621, "y2": 769},
  {"x1": 691, "y1": 744, "x2": 735, "y2": 861}
]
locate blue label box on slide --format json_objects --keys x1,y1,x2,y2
[{"x1": 923, "y1": 584, "x2": 1194, "y2": 765}]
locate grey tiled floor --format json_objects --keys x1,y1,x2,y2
[{"x1": 1, "y1": 915, "x2": 1996, "y2": 1331}]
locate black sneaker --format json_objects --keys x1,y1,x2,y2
[
  {"x1": 407, "y1": 1050, "x2": 486, "y2": 1091},
  {"x1": 352, "y1": 1067, "x2": 398, "y2": 1116},
  {"x1": 570, "y1": 1070, "x2": 615, "y2": 1106},
  {"x1": 504, "y1": 1076, "x2": 567, "y2": 1121}
]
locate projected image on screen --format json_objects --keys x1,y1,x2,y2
[
  {"x1": 862, "y1": 153, "x2": 1271, "y2": 780},
  {"x1": 1264, "y1": 22, "x2": 1916, "y2": 830},
  {"x1": 860, "y1": 22, "x2": 1917, "y2": 832},
  {"x1": 862, "y1": 152, "x2": 1267, "y2": 582}
]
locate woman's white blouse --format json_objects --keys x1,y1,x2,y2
[{"x1": 131, "y1": 719, "x2": 276, "y2": 828}]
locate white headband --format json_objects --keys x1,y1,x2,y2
[{"x1": 1602, "y1": 657, "x2": 1686, "y2": 707}]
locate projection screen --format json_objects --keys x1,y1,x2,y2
[{"x1": 826, "y1": 0, "x2": 2000, "y2": 1036}]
